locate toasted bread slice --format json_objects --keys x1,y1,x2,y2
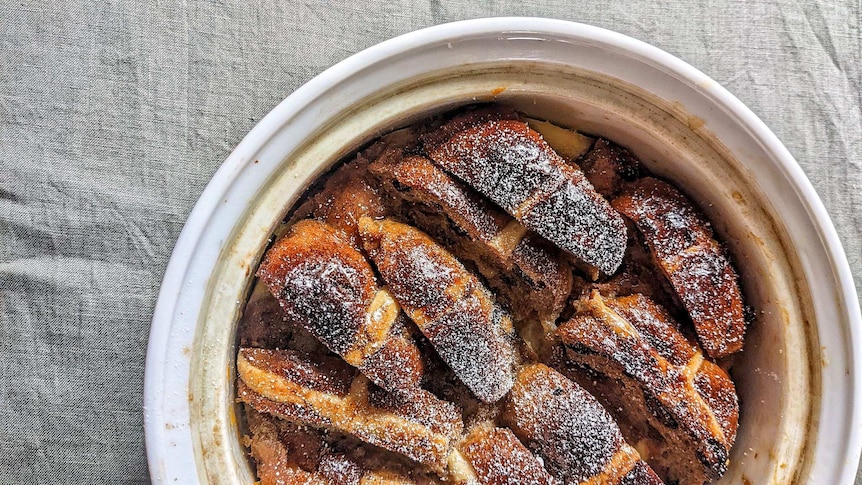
[
  {"x1": 612, "y1": 177, "x2": 746, "y2": 358},
  {"x1": 426, "y1": 119, "x2": 626, "y2": 274},
  {"x1": 238, "y1": 348, "x2": 463, "y2": 472},
  {"x1": 557, "y1": 292, "x2": 739, "y2": 483},
  {"x1": 453, "y1": 422, "x2": 555, "y2": 485},
  {"x1": 257, "y1": 219, "x2": 424, "y2": 391},
  {"x1": 244, "y1": 408, "x2": 438, "y2": 485},
  {"x1": 503, "y1": 364, "x2": 662, "y2": 484},
  {"x1": 369, "y1": 150, "x2": 571, "y2": 338},
  {"x1": 358, "y1": 217, "x2": 518, "y2": 403}
]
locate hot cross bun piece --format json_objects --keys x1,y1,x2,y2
[
  {"x1": 243, "y1": 408, "x2": 438, "y2": 485},
  {"x1": 418, "y1": 105, "x2": 520, "y2": 149},
  {"x1": 240, "y1": 348, "x2": 555, "y2": 484},
  {"x1": 358, "y1": 217, "x2": 519, "y2": 403},
  {"x1": 612, "y1": 177, "x2": 747, "y2": 358},
  {"x1": 503, "y1": 364, "x2": 662, "y2": 485},
  {"x1": 256, "y1": 219, "x2": 424, "y2": 392},
  {"x1": 237, "y1": 348, "x2": 463, "y2": 473},
  {"x1": 369, "y1": 149, "x2": 572, "y2": 331},
  {"x1": 425, "y1": 117, "x2": 627, "y2": 275},
  {"x1": 556, "y1": 292, "x2": 739, "y2": 483},
  {"x1": 451, "y1": 422, "x2": 556, "y2": 485}
]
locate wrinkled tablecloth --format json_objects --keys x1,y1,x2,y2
[{"x1": 1, "y1": 1, "x2": 860, "y2": 483}]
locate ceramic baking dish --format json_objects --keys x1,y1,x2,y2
[{"x1": 144, "y1": 18, "x2": 862, "y2": 484}]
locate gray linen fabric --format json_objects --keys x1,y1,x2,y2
[{"x1": 1, "y1": 1, "x2": 859, "y2": 483}]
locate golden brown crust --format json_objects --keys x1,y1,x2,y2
[
  {"x1": 240, "y1": 347, "x2": 356, "y2": 397},
  {"x1": 244, "y1": 408, "x2": 435, "y2": 485},
  {"x1": 257, "y1": 219, "x2": 424, "y2": 391},
  {"x1": 502, "y1": 364, "x2": 657, "y2": 484},
  {"x1": 612, "y1": 177, "x2": 746, "y2": 358},
  {"x1": 457, "y1": 423, "x2": 555, "y2": 485},
  {"x1": 607, "y1": 294, "x2": 696, "y2": 367},
  {"x1": 238, "y1": 348, "x2": 463, "y2": 472},
  {"x1": 556, "y1": 292, "x2": 739, "y2": 482},
  {"x1": 426, "y1": 119, "x2": 626, "y2": 274},
  {"x1": 369, "y1": 152, "x2": 572, "y2": 329},
  {"x1": 358, "y1": 217, "x2": 518, "y2": 403}
]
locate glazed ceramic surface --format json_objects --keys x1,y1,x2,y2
[{"x1": 144, "y1": 18, "x2": 862, "y2": 484}]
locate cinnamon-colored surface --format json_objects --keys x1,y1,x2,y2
[
  {"x1": 237, "y1": 106, "x2": 745, "y2": 484},
  {"x1": 612, "y1": 177, "x2": 747, "y2": 358},
  {"x1": 557, "y1": 293, "x2": 739, "y2": 483},
  {"x1": 426, "y1": 119, "x2": 627, "y2": 275},
  {"x1": 257, "y1": 219, "x2": 424, "y2": 391}
]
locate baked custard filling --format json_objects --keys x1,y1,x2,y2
[{"x1": 236, "y1": 105, "x2": 745, "y2": 485}]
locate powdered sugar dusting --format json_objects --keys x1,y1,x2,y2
[
  {"x1": 424, "y1": 284, "x2": 518, "y2": 403},
  {"x1": 241, "y1": 107, "x2": 748, "y2": 484},
  {"x1": 693, "y1": 361, "x2": 740, "y2": 446},
  {"x1": 557, "y1": 293, "x2": 738, "y2": 480},
  {"x1": 504, "y1": 364, "x2": 625, "y2": 482},
  {"x1": 612, "y1": 177, "x2": 746, "y2": 358},
  {"x1": 521, "y1": 172, "x2": 626, "y2": 275},
  {"x1": 427, "y1": 120, "x2": 626, "y2": 274},
  {"x1": 360, "y1": 218, "x2": 517, "y2": 403},
  {"x1": 669, "y1": 248, "x2": 745, "y2": 357},
  {"x1": 279, "y1": 257, "x2": 367, "y2": 355},
  {"x1": 459, "y1": 425, "x2": 555, "y2": 485}
]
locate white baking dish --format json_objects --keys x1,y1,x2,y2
[{"x1": 144, "y1": 18, "x2": 862, "y2": 484}]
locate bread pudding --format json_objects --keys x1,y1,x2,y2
[{"x1": 236, "y1": 105, "x2": 746, "y2": 484}]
